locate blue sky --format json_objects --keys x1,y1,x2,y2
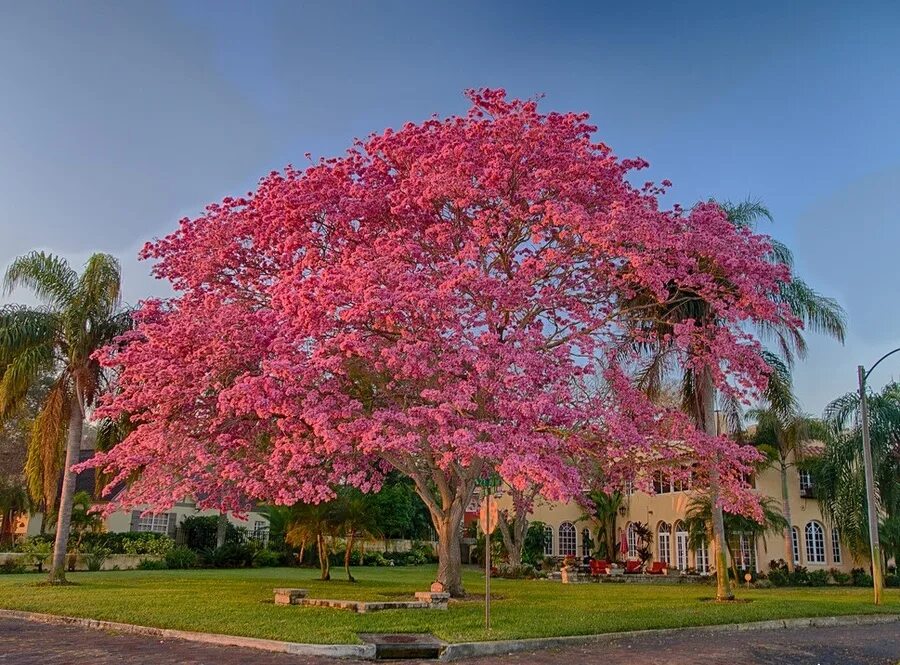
[{"x1": 1, "y1": 1, "x2": 898, "y2": 414}]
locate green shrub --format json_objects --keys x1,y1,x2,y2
[
  {"x1": 182, "y1": 516, "x2": 242, "y2": 552},
  {"x1": 807, "y1": 569, "x2": 829, "y2": 587},
  {"x1": 885, "y1": 573, "x2": 899, "y2": 588},
  {"x1": 165, "y1": 546, "x2": 198, "y2": 569},
  {"x1": 851, "y1": 567, "x2": 873, "y2": 587},
  {"x1": 136, "y1": 558, "x2": 168, "y2": 570},
  {"x1": 362, "y1": 551, "x2": 390, "y2": 566},
  {"x1": 0, "y1": 559, "x2": 26, "y2": 574},
  {"x1": 200, "y1": 543, "x2": 255, "y2": 568},
  {"x1": 83, "y1": 544, "x2": 112, "y2": 572},
  {"x1": 828, "y1": 568, "x2": 851, "y2": 586},
  {"x1": 789, "y1": 565, "x2": 810, "y2": 586},
  {"x1": 75, "y1": 532, "x2": 174, "y2": 555},
  {"x1": 19, "y1": 539, "x2": 52, "y2": 572},
  {"x1": 494, "y1": 563, "x2": 537, "y2": 579},
  {"x1": 252, "y1": 548, "x2": 282, "y2": 567},
  {"x1": 754, "y1": 579, "x2": 773, "y2": 588}
]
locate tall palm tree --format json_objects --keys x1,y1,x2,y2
[
  {"x1": 818, "y1": 382, "x2": 900, "y2": 566},
  {"x1": 284, "y1": 502, "x2": 338, "y2": 580},
  {"x1": 624, "y1": 199, "x2": 845, "y2": 600},
  {"x1": 0, "y1": 252, "x2": 130, "y2": 583},
  {"x1": 332, "y1": 489, "x2": 382, "y2": 582},
  {"x1": 750, "y1": 407, "x2": 829, "y2": 571}
]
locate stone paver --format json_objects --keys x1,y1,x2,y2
[{"x1": 0, "y1": 616, "x2": 897, "y2": 664}]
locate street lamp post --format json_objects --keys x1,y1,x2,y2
[{"x1": 857, "y1": 347, "x2": 900, "y2": 606}]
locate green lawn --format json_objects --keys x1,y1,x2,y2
[{"x1": 0, "y1": 566, "x2": 897, "y2": 644}]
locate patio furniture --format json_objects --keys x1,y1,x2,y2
[
  {"x1": 624, "y1": 560, "x2": 643, "y2": 574},
  {"x1": 646, "y1": 561, "x2": 668, "y2": 575},
  {"x1": 589, "y1": 559, "x2": 611, "y2": 576}
]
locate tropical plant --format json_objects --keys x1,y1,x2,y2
[
  {"x1": 331, "y1": 489, "x2": 382, "y2": 582},
  {"x1": 583, "y1": 489, "x2": 623, "y2": 561},
  {"x1": 818, "y1": 382, "x2": 900, "y2": 565},
  {"x1": 0, "y1": 251, "x2": 130, "y2": 582},
  {"x1": 284, "y1": 502, "x2": 338, "y2": 580},
  {"x1": 19, "y1": 537, "x2": 51, "y2": 572},
  {"x1": 0, "y1": 477, "x2": 30, "y2": 548},
  {"x1": 749, "y1": 407, "x2": 830, "y2": 570},
  {"x1": 684, "y1": 493, "x2": 787, "y2": 579}
]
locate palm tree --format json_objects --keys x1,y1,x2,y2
[
  {"x1": 284, "y1": 502, "x2": 338, "y2": 580},
  {"x1": 684, "y1": 493, "x2": 788, "y2": 579},
  {"x1": 749, "y1": 407, "x2": 829, "y2": 570},
  {"x1": 332, "y1": 490, "x2": 382, "y2": 582},
  {"x1": 818, "y1": 382, "x2": 900, "y2": 567},
  {"x1": 0, "y1": 252, "x2": 130, "y2": 583},
  {"x1": 624, "y1": 199, "x2": 845, "y2": 600}
]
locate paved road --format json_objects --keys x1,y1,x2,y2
[{"x1": 0, "y1": 617, "x2": 897, "y2": 664}]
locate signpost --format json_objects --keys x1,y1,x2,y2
[{"x1": 475, "y1": 472, "x2": 501, "y2": 631}]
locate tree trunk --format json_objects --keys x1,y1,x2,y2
[
  {"x1": 48, "y1": 402, "x2": 84, "y2": 584},
  {"x1": 215, "y1": 511, "x2": 228, "y2": 548},
  {"x1": 780, "y1": 460, "x2": 795, "y2": 572},
  {"x1": 496, "y1": 509, "x2": 527, "y2": 567},
  {"x1": 434, "y1": 513, "x2": 464, "y2": 596},
  {"x1": 317, "y1": 533, "x2": 330, "y2": 580},
  {"x1": 344, "y1": 532, "x2": 355, "y2": 582},
  {"x1": 700, "y1": 371, "x2": 734, "y2": 601}
]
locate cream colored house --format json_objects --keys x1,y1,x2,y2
[{"x1": 507, "y1": 455, "x2": 863, "y2": 574}]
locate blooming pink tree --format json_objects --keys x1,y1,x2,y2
[{"x1": 84, "y1": 90, "x2": 798, "y2": 596}]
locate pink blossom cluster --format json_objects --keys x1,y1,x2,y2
[{"x1": 81, "y1": 89, "x2": 797, "y2": 519}]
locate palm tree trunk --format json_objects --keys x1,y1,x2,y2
[
  {"x1": 317, "y1": 533, "x2": 330, "y2": 580},
  {"x1": 48, "y1": 401, "x2": 83, "y2": 584},
  {"x1": 215, "y1": 511, "x2": 227, "y2": 548},
  {"x1": 780, "y1": 460, "x2": 795, "y2": 572},
  {"x1": 701, "y1": 371, "x2": 734, "y2": 601}
]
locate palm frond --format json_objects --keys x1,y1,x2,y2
[
  {"x1": 24, "y1": 377, "x2": 70, "y2": 510},
  {"x1": 3, "y1": 252, "x2": 78, "y2": 310}
]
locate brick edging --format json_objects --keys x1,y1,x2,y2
[
  {"x1": 439, "y1": 614, "x2": 900, "y2": 661},
  {"x1": 0, "y1": 607, "x2": 896, "y2": 661},
  {"x1": 0, "y1": 609, "x2": 375, "y2": 659}
]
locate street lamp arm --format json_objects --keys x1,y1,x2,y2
[{"x1": 863, "y1": 347, "x2": 900, "y2": 382}]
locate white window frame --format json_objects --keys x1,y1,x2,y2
[
  {"x1": 674, "y1": 523, "x2": 688, "y2": 570},
  {"x1": 657, "y1": 522, "x2": 671, "y2": 565},
  {"x1": 831, "y1": 527, "x2": 842, "y2": 564},
  {"x1": 626, "y1": 522, "x2": 638, "y2": 558},
  {"x1": 799, "y1": 469, "x2": 813, "y2": 492},
  {"x1": 559, "y1": 522, "x2": 576, "y2": 557},
  {"x1": 694, "y1": 538, "x2": 709, "y2": 573},
  {"x1": 791, "y1": 526, "x2": 800, "y2": 565},
  {"x1": 543, "y1": 525, "x2": 554, "y2": 556},
  {"x1": 136, "y1": 513, "x2": 169, "y2": 533},
  {"x1": 805, "y1": 521, "x2": 826, "y2": 564},
  {"x1": 738, "y1": 533, "x2": 754, "y2": 570}
]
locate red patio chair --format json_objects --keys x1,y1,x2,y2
[
  {"x1": 646, "y1": 561, "x2": 668, "y2": 575},
  {"x1": 589, "y1": 559, "x2": 610, "y2": 576},
  {"x1": 624, "y1": 560, "x2": 643, "y2": 574}
]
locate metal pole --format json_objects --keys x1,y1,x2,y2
[
  {"x1": 858, "y1": 365, "x2": 884, "y2": 605},
  {"x1": 484, "y1": 491, "x2": 491, "y2": 630}
]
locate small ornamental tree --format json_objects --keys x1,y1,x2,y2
[{"x1": 82, "y1": 90, "x2": 800, "y2": 596}]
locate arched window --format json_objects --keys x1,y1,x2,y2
[
  {"x1": 626, "y1": 522, "x2": 638, "y2": 558},
  {"x1": 805, "y1": 521, "x2": 825, "y2": 564},
  {"x1": 674, "y1": 522, "x2": 688, "y2": 570},
  {"x1": 581, "y1": 528, "x2": 592, "y2": 558},
  {"x1": 657, "y1": 522, "x2": 671, "y2": 565},
  {"x1": 694, "y1": 538, "x2": 709, "y2": 573},
  {"x1": 543, "y1": 524, "x2": 554, "y2": 556},
  {"x1": 559, "y1": 522, "x2": 577, "y2": 557},
  {"x1": 831, "y1": 528, "x2": 842, "y2": 564},
  {"x1": 791, "y1": 527, "x2": 800, "y2": 565}
]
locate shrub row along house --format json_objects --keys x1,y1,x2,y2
[{"x1": 494, "y1": 443, "x2": 861, "y2": 575}]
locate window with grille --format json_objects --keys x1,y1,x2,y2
[
  {"x1": 657, "y1": 522, "x2": 671, "y2": 564},
  {"x1": 738, "y1": 533, "x2": 755, "y2": 570},
  {"x1": 136, "y1": 513, "x2": 169, "y2": 533},
  {"x1": 831, "y1": 527, "x2": 842, "y2": 564},
  {"x1": 627, "y1": 522, "x2": 638, "y2": 558},
  {"x1": 791, "y1": 527, "x2": 800, "y2": 564},
  {"x1": 558, "y1": 522, "x2": 576, "y2": 556},
  {"x1": 799, "y1": 469, "x2": 813, "y2": 493},
  {"x1": 674, "y1": 523, "x2": 688, "y2": 570},
  {"x1": 694, "y1": 538, "x2": 709, "y2": 573},
  {"x1": 543, "y1": 525, "x2": 554, "y2": 556},
  {"x1": 805, "y1": 521, "x2": 825, "y2": 564}
]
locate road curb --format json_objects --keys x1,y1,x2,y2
[
  {"x1": 439, "y1": 614, "x2": 900, "y2": 660},
  {"x1": 0, "y1": 608, "x2": 375, "y2": 659},
  {"x1": 0, "y1": 608, "x2": 896, "y2": 661}
]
